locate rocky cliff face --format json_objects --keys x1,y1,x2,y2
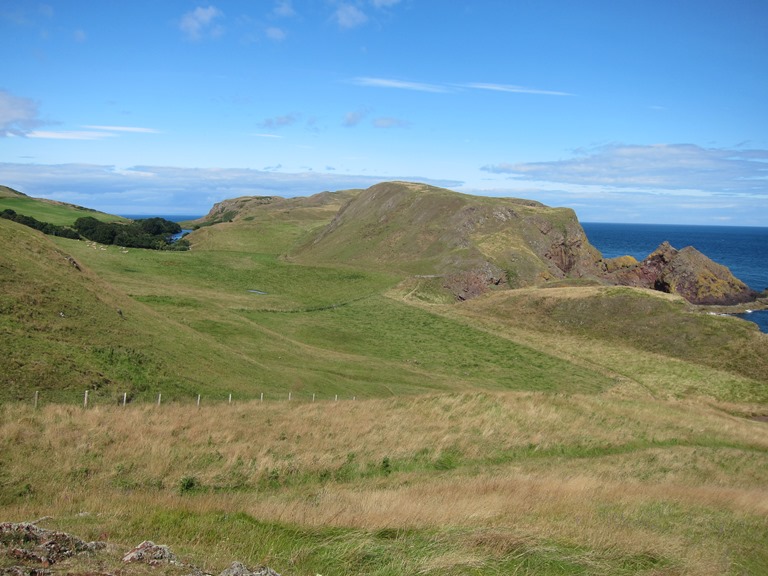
[{"x1": 603, "y1": 241, "x2": 757, "y2": 305}]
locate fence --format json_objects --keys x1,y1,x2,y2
[{"x1": 27, "y1": 389, "x2": 359, "y2": 408}]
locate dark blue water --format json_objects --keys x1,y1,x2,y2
[
  {"x1": 582, "y1": 223, "x2": 768, "y2": 333},
  {"x1": 120, "y1": 214, "x2": 203, "y2": 222}
]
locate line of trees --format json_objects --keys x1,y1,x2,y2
[
  {"x1": 1, "y1": 209, "x2": 189, "y2": 250},
  {"x1": 1, "y1": 209, "x2": 81, "y2": 239}
]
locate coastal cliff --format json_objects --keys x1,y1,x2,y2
[{"x1": 195, "y1": 181, "x2": 756, "y2": 306}]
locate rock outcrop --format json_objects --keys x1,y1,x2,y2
[
  {"x1": 603, "y1": 241, "x2": 757, "y2": 305},
  {"x1": 1, "y1": 522, "x2": 282, "y2": 576},
  {"x1": 0, "y1": 521, "x2": 105, "y2": 570}
]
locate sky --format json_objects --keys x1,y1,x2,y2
[{"x1": 1, "y1": 0, "x2": 767, "y2": 224}]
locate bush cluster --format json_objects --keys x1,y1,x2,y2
[{"x1": 74, "y1": 216, "x2": 189, "y2": 250}]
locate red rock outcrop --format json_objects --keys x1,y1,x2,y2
[{"x1": 604, "y1": 241, "x2": 757, "y2": 305}]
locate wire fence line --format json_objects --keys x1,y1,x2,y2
[{"x1": 22, "y1": 389, "x2": 359, "y2": 409}]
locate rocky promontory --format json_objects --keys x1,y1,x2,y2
[
  {"x1": 193, "y1": 181, "x2": 759, "y2": 307},
  {"x1": 602, "y1": 241, "x2": 758, "y2": 305}
]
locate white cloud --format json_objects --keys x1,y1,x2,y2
[
  {"x1": 179, "y1": 6, "x2": 224, "y2": 41},
  {"x1": 26, "y1": 130, "x2": 116, "y2": 140},
  {"x1": 335, "y1": 4, "x2": 368, "y2": 29},
  {"x1": 342, "y1": 108, "x2": 369, "y2": 127},
  {"x1": 462, "y1": 82, "x2": 573, "y2": 97},
  {"x1": 266, "y1": 26, "x2": 286, "y2": 41},
  {"x1": 0, "y1": 90, "x2": 45, "y2": 136},
  {"x1": 258, "y1": 113, "x2": 299, "y2": 129},
  {"x1": 26, "y1": 125, "x2": 161, "y2": 140},
  {"x1": 480, "y1": 144, "x2": 768, "y2": 195},
  {"x1": 353, "y1": 77, "x2": 571, "y2": 96},
  {"x1": 83, "y1": 125, "x2": 161, "y2": 134},
  {"x1": 373, "y1": 116, "x2": 409, "y2": 128},
  {"x1": 352, "y1": 77, "x2": 449, "y2": 93},
  {"x1": 272, "y1": 0, "x2": 296, "y2": 18}
]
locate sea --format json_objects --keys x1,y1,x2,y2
[
  {"x1": 581, "y1": 223, "x2": 768, "y2": 333},
  {"x1": 120, "y1": 214, "x2": 203, "y2": 222}
]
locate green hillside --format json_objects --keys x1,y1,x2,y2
[
  {"x1": 2, "y1": 183, "x2": 768, "y2": 576},
  {"x1": 0, "y1": 185, "x2": 127, "y2": 226},
  {"x1": 190, "y1": 188, "x2": 360, "y2": 253},
  {"x1": 3, "y1": 182, "x2": 766, "y2": 404},
  {"x1": 291, "y1": 181, "x2": 602, "y2": 289}
]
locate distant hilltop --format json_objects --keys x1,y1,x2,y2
[{"x1": 195, "y1": 181, "x2": 759, "y2": 306}]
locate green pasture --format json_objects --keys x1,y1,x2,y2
[
  {"x1": 0, "y1": 196, "x2": 127, "y2": 226},
  {"x1": 47, "y1": 237, "x2": 613, "y2": 400}
]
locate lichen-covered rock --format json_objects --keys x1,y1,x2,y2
[
  {"x1": 219, "y1": 561, "x2": 281, "y2": 576},
  {"x1": 605, "y1": 242, "x2": 757, "y2": 305},
  {"x1": 603, "y1": 255, "x2": 638, "y2": 273},
  {"x1": 0, "y1": 522, "x2": 105, "y2": 566},
  {"x1": 122, "y1": 540, "x2": 179, "y2": 565}
]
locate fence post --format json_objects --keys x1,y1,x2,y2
[
  {"x1": 122, "y1": 392, "x2": 127, "y2": 406},
  {"x1": 288, "y1": 392, "x2": 292, "y2": 401},
  {"x1": 34, "y1": 391, "x2": 39, "y2": 409},
  {"x1": 197, "y1": 394, "x2": 201, "y2": 407},
  {"x1": 312, "y1": 393, "x2": 315, "y2": 403},
  {"x1": 84, "y1": 390, "x2": 89, "y2": 408},
  {"x1": 228, "y1": 393, "x2": 232, "y2": 404},
  {"x1": 157, "y1": 393, "x2": 162, "y2": 406},
  {"x1": 260, "y1": 392, "x2": 264, "y2": 402},
  {"x1": 335, "y1": 394, "x2": 338, "y2": 402}
]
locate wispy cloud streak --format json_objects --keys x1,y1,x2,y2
[
  {"x1": 462, "y1": 82, "x2": 573, "y2": 96},
  {"x1": 352, "y1": 77, "x2": 449, "y2": 93},
  {"x1": 352, "y1": 77, "x2": 571, "y2": 96}
]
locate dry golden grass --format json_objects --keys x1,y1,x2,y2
[{"x1": 2, "y1": 391, "x2": 767, "y2": 574}]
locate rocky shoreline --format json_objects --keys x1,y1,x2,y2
[{"x1": 0, "y1": 522, "x2": 281, "y2": 576}]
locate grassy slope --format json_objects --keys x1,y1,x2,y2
[
  {"x1": 289, "y1": 182, "x2": 596, "y2": 286},
  {"x1": 396, "y1": 285, "x2": 768, "y2": 403},
  {"x1": 0, "y1": 219, "x2": 288, "y2": 402},
  {"x1": 0, "y1": 185, "x2": 128, "y2": 226},
  {"x1": 3, "y1": 184, "x2": 768, "y2": 575}
]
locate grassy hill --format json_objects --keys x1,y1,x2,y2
[
  {"x1": 189, "y1": 189, "x2": 360, "y2": 253},
  {"x1": 291, "y1": 181, "x2": 602, "y2": 289},
  {"x1": 0, "y1": 185, "x2": 128, "y2": 226},
  {"x1": 4, "y1": 182, "x2": 766, "y2": 404},
  {"x1": 2, "y1": 181, "x2": 767, "y2": 575}
]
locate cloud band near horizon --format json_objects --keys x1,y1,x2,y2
[{"x1": 481, "y1": 144, "x2": 768, "y2": 196}]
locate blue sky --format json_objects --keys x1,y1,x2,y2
[{"x1": 1, "y1": 1, "x2": 767, "y2": 224}]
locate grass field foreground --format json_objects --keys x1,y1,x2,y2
[{"x1": 1, "y1": 393, "x2": 767, "y2": 575}]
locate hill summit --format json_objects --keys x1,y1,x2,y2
[{"x1": 291, "y1": 181, "x2": 602, "y2": 299}]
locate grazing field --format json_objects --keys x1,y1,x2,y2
[{"x1": 2, "y1": 190, "x2": 768, "y2": 574}]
